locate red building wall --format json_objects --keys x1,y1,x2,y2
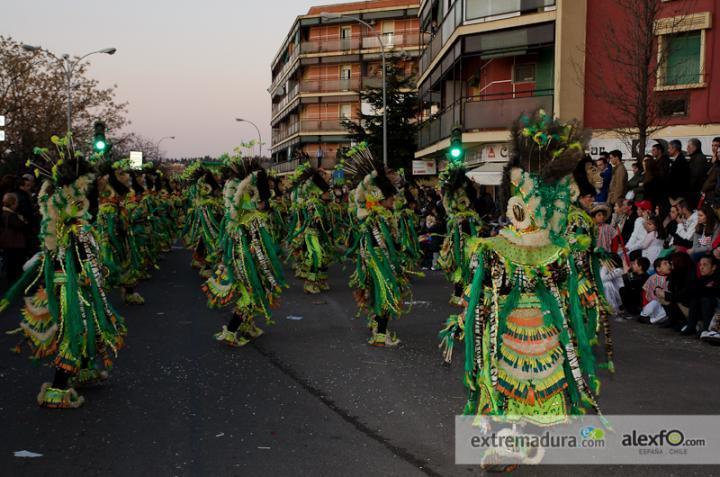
[{"x1": 584, "y1": 0, "x2": 719, "y2": 129}]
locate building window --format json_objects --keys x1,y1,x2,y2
[
  {"x1": 513, "y1": 63, "x2": 536, "y2": 83},
  {"x1": 340, "y1": 104, "x2": 352, "y2": 120},
  {"x1": 658, "y1": 95, "x2": 689, "y2": 118},
  {"x1": 663, "y1": 31, "x2": 701, "y2": 86},
  {"x1": 340, "y1": 26, "x2": 352, "y2": 39},
  {"x1": 655, "y1": 12, "x2": 710, "y2": 91}
]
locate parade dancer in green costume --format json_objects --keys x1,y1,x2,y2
[
  {"x1": 203, "y1": 157, "x2": 286, "y2": 346},
  {"x1": 285, "y1": 163, "x2": 334, "y2": 294},
  {"x1": 567, "y1": 155, "x2": 616, "y2": 371},
  {"x1": 440, "y1": 111, "x2": 608, "y2": 470},
  {"x1": 437, "y1": 161, "x2": 483, "y2": 307},
  {"x1": 182, "y1": 162, "x2": 223, "y2": 279},
  {"x1": 96, "y1": 158, "x2": 145, "y2": 304},
  {"x1": 344, "y1": 145, "x2": 409, "y2": 347},
  {"x1": 1, "y1": 135, "x2": 126, "y2": 408}
]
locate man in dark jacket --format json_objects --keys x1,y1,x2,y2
[
  {"x1": 619, "y1": 256, "x2": 650, "y2": 316},
  {"x1": 681, "y1": 255, "x2": 720, "y2": 335},
  {"x1": 667, "y1": 139, "x2": 691, "y2": 203},
  {"x1": 702, "y1": 137, "x2": 720, "y2": 207},
  {"x1": 686, "y1": 138, "x2": 709, "y2": 208}
]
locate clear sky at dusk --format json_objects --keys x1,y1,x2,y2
[{"x1": 2, "y1": 0, "x2": 326, "y2": 158}]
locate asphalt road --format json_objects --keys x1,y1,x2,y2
[{"x1": 1, "y1": 247, "x2": 719, "y2": 477}]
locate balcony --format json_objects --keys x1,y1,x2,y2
[
  {"x1": 271, "y1": 83, "x2": 300, "y2": 116},
  {"x1": 419, "y1": 0, "x2": 556, "y2": 75},
  {"x1": 300, "y1": 118, "x2": 354, "y2": 133},
  {"x1": 299, "y1": 78, "x2": 361, "y2": 94},
  {"x1": 302, "y1": 37, "x2": 361, "y2": 54},
  {"x1": 270, "y1": 47, "x2": 300, "y2": 93},
  {"x1": 272, "y1": 122, "x2": 300, "y2": 145},
  {"x1": 417, "y1": 90, "x2": 553, "y2": 149},
  {"x1": 362, "y1": 75, "x2": 416, "y2": 89}
]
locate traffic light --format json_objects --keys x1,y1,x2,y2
[
  {"x1": 448, "y1": 127, "x2": 463, "y2": 162},
  {"x1": 93, "y1": 121, "x2": 110, "y2": 155}
]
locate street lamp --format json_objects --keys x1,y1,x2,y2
[
  {"x1": 320, "y1": 11, "x2": 387, "y2": 169},
  {"x1": 156, "y1": 136, "x2": 175, "y2": 161},
  {"x1": 235, "y1": 118, "x2": 263, "y2": 158},
  {"x1": 22, "y1": 44, "x2": 116, "y2": 134}
]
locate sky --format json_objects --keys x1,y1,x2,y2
[{"x1": 2, "y1": 0, "x2": 325, "y2": 158}]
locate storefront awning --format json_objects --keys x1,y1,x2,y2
[{"x1": 466, "y1": 162, "x2": 506, "y2": 186}]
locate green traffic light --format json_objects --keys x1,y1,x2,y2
[
  {"x1": 95, "y1": 140, "x2": 106, "y2": 151},
  {"x1": 450, "y1": 147, "x2": 462, "y2": 159}
]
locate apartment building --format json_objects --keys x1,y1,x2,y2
[
  {"x1": 415, "y1": 0, "x2": 718, "y2": 181},
  {"x1": 414, "y1": 0, "x2": 571, "y2": 181},
  {"x1": 269, "y1": 0, "x2": 425, "y2": 173}
]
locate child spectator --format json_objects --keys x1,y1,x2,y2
[
  {"x1": 592, "y1": 205, "x2": 616, "y2": 253},
  {"x1": 639, "y1": 257, "x2": 671, "y2": 324},
  {"x1": 658, "y1": 252, "x2": 695, "y2": 330},
  {"x1": 626, "y1": 200, "x2": 653, "y2": 258},
  {"x1": 627, "y1": 214, "x2": 665, "y2": 268},
  {"x1": 619, "y1": 256, "x2": 651, "y2": 317},
  {"x1": 600, "y1": 255, "x2": 624, "y2": 314}
]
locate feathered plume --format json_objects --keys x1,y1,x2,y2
[{"x1": 27, "y1": 134, "x2": 92, "y2": 187}]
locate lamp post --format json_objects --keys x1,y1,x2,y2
[
  {"x1": 235, "y1": 118, "x2": 263, "y2": 158},
  {"x1": 320, "y1": 12, "x2": 387, "y2": 169},
  {"x1": 156, "y1": 136, "x2": 175, "y2": 161},
  {"x1": 22, "y1": 44, "x2": 116, "y2": 134}
]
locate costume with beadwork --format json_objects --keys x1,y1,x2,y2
[
  {"x1": 437, "y1": 161, "x2": 483, "y2": 306},
  {"x1": 203, "y1": 156, "x2": 286, "y2": 346},
  {"x1": 95, "y1": 158, "x2": 144, "y2": 304},
  {"x1": 181, "y1": 162, "x2": 222, "y2": 278},
  {"x1": 440, "y1": 112, "x2": 608, "y2": 469},
  {"x1": 344, "y1": 145, "x2": 409, "y2": 347},
  {"x1": 1, "y1": 135, "x2": 126, "y2": 409},
  {"x1": 285, "y1": 163, "x2": 334, "y2": 294}
]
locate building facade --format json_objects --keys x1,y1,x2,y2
[
  {"x1": 585, "y1": 0, "x2": 720, "y2": 158},
  {"x1": 414, "y1": 0, "x2": 719, "y2": 177},
  {"x1": 269, "y1": 0, "x2": 425, "y2": 173},
  {"x1": 414, "y1": 0, "x2": 578, "y2": 178}
]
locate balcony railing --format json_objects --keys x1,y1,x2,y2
[
  {"x1": 271, "y1": 31, "x2": 428, "y2": 95},
  {"x1": 420, "y1": 0, "x2": 464, "y2": 74},
  {"x1": 271, "y1": 47, "x2": 300, "y2": 93},
  {"x1": 417, "y1": 90, "x2": 553, "y2": 149},
  {"x1": 272, "y1": 122, "x2": 300, "y2": 144},
  {"x1": 302, "y1": 37, "x2": 361, "y2": 54},
  {"x1": 362, "y1": 75, "x2": 416, "y2": 89},
  {"x1": 419, "y1": 0, "x2": 556, "y2": 75},
  {"x1": 300, "y1": 118, "x2": 354, "y2": 132},
  {"x1": 299, "y1": 78, "x2": 361, "y2": 94},
  {"x1": 272, "y1": 83, "x2": 300, "y2": 116}
]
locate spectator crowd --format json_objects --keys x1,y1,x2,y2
[{"x1": 594, "y1": 136, "x2": 720, "y2": 346}]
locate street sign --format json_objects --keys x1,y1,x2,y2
[
  {"x1": 0, "y1": 130, "x2": 4, "y2": 141},
  {"x1": 129, "y1": 151, "x2": 143, "y2": 170},
  {"x1": 0, "y1": 115, "x2": 5, "y2": 127}
]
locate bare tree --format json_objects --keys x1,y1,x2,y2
[{"x1": 588, "y1": 0, "x2": 697, "y2": 157}]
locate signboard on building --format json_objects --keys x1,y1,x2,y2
[
  {"x1": 466, "y1": 143, "x2": 510, "y2": 167},
  {"x1": 129, "y1": 151, "x2": 143, "y2": 170},
  {"x1": 412, "y1": 159, "x2": 437, "y2": 176}
]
